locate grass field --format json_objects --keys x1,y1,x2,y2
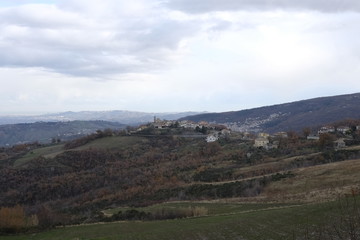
[
  {"x1": 14, "y1": 144, "x2": 65, "y2": 167},
  {"x1": 75, "y1": 136, "x2": 148, "y2": 151},
  {"x1": 12, "y1": 136, "x2": 148, "y2": 167},
  {"x1": 102, "y1": 201, "x2": 298, "y2": 216},
  {"x1": 3, "y1": 198, "x2": 357, "y2": 240},
  {"x1": 264, "y1": 158, "x2": 360, "y2": 202}
]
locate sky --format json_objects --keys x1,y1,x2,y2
[{"x1": 1, "y1": 0, "x2": 360, "y2": 115}]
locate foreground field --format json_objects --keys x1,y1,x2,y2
[
  {"x1": 3, "y1": 197, "x2": 358, "y2": 240},
  {"x1": 263, "y1": 158, "x2": 360, "y2": 202},
  {"x1": 5, "y1": 158, "x2": 360, "y2": 240}
]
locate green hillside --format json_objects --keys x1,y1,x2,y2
[{"x1": 1, "y1": 124, "x2": 360, "y2": 239}]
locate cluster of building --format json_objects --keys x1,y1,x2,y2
[
  {"x1": 137, "y1": 117, "x2": 360, "y2": 149},
  {"x1": 253, "y1": 132, "x2": 287, "y2": 150},
  {"x1": 136, "y1": 118, "x2": 207, "y2": 131},
  {"x1": 252, "y1": 124, "x2": 360, "y2": 150},
  {"x1": 318, "y1": 126, "x2": 347, "y2": 135},
  {"x1": 151, "y1": 117, "x2": 222, "y2": 130},
  {"x1": 308, "y1": 125, "x2": 360, "y2": 149},
  {"x1": 205, "y1": 129, "x2": 231, "y2": 142},
  {"x1": 135, "y1": 117, "x2": 230, "y2": 143},
  {"x1": 152, "y1": 117, "x2": 208, "y2": 129},
  {"x1": 222, "y1": 113, "x2": 287, "y2": 133},
  {"x1": 307, "y1": 125, "x2": 359, "y2": 140}
]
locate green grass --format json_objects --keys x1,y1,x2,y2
[
  {"x1": 3, "y1": 198, "x2": 357, "y2": 240},
  {"x1": 12, "y1": 136, "x2": 147, "y2": 167},
  {"x1": 264, "y1": 158, "x2": 360, "y2": 202},
  {"x1": 103, "y1": 201, "x2": 297, "y2": 216},
  {"x1": 74, "y1": 136, "x2": 148, "y2": 151},
  {"x1": 14, "y1": 144, "x2": 65, "y2": 167}
]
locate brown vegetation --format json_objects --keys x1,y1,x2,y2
[
  {"x1": 0, "y1": 205, "x2": 38, "y2": 233},
  {"x1": 1, "y1": 122, "x2": 360, "y2": 230}
]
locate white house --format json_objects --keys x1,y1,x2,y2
[
  {"x1": 337, "y1": 126, "x2": 351, "y2": 134},
  {"x1": 258, "y1": 132, "x2": 270, "y2": 138},
  {"x1": 307, "y1": 135, "x2": 320, "y2": 140},
  {"x1": 334, "y1": 138, "x2": 346, "y2": 149},
  {"x1": 274, "y1": 132, "x2": 288, "y2": 138},
  {"x1": 221, "y1": 129, "x2": 231, "y2": 136},
  {"x1": 254, "y1": 138, "x2": 269, "y2": 148},
  {"x1": 180, "y1": 120, "x2": 199, "y2": 129},
  {"x1": 318, "y1": 126, "x2": 335, "y2": 134},
  {"x1": 136, "y1": 125, "x2": 148, "y2": 132},
  {"x1": 206, "y1": 134, "x2": 219, "y2": 143}
]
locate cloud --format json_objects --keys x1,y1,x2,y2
[
  {"x1": 0, "y1": 0, "x2": 199, "y2": 77},
  {"x1": 164, "y1": 0, "x2": 360, "y2": 13},
  {"x1": 1, "y1": 0, "x2": 360, "y2": 114},
  {"x1": 0, "y1": 66, "x2": 162, "y2": 113},
  {"x1": 3, "y1": 0, "x2": 356, "y2": 79}
]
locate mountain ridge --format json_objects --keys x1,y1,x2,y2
[
  {"x1": 179, "y1": 92, "x2": 360, "y2": 133},
  {"x1": 0, "y1": 120, "x2": 126, "y2": 146}
]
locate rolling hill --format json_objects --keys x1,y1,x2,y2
[
  {"x1": 0, "y1": 120, "x2": 126, "y2": 146},
  {"x1": 179, "y1": 92, "x2": 360, "y2": 133},
  {"x1": 1, "y1": 121, "x2": 360, "y2": 239}
]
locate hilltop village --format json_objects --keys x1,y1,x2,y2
[{"x1": 134, "y1": 117, "x2": 360, "y2": 150}]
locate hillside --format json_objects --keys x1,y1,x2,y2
[
  {"x1": 1, "y1": 120, "x2": 360, "y2": 239},
  {"x1": 0, "y1": 121, "x2": 126, "y2": 146},
  {"x1": 180, "y1": 92, "x2": 360, "y2": 133}
]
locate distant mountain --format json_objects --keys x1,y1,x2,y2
[
  {"x1": 179, "y1": 93, "x2": 360, "y2": 133},
  {"x1": 0, "y1": 110, "x2": 204, "y2": 125},
  {"x1": 0, "y1": 121, "x2": 126, "y2": 146}
]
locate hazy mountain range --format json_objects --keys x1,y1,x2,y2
[
  {"x1": 180, "y1": 92, "x2": 360, "y2": 133},
  {"x1": 0, "y1": 111, "x2": 204, "y2": 146},
  {"x1": 0, "y1": 121, "x2": 126, "y2": 146},
  {"x1": 0, "y1": 111, "x2": 204, "y2": 125},
  {"x1": 1, "y1": 92, "x2": 360, "y2": 146}
]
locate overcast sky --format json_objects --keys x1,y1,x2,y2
[{"x1": 1, "y1": 0, "x2": 360, "y2": 115}]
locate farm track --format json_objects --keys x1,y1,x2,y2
[
  {"x1": 191, "y1": 147, "x2": 358, "y2": 187},
  {"x1": 62, "y1": 202, "x2": 307, "y2": 228},
  {"x1": 189, "y1": 152, "x2": 323, "y2": 186}
]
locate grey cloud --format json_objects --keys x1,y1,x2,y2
[
  {"x1": 133, "y1": 20, "x2": 199, "y2": 50},
  {"x1": 0, "y1": 4, "x2": 87, "y2": 29},
  {"x1": 164, "y1": 0, "x2": 360, "y2": 13},
  {"x1": 0, "y1": 2, "x2": 199, "y2": 77},
  {"x1": 0, "y1": 40, "x2": 168, "y2": 77},
  {"x1": 208, "y1": 20, "x2": 232, "y2": 32}
]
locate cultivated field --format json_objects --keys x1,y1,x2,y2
[{"x1": 2, "y1": 197, "x2": 358, "y2": 240}]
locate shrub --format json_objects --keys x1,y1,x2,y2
[
  {"x1": 107, "y1": 206, "x2": 208, "y2": 222},
  {"x1": 0, "y1": 205, "x2": 38, "y2": 234}
]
